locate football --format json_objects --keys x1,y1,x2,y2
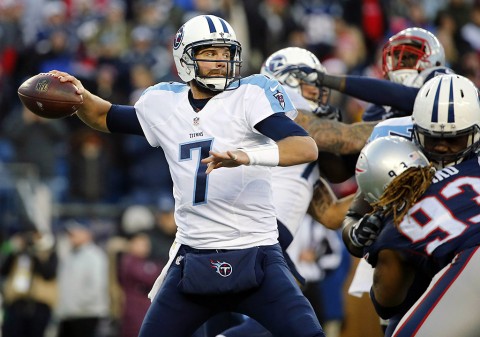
[{"x1": 17, "y1": 73, "x2": 83, "y2": 119}]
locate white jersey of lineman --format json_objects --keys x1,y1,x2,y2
[
  {"x1": 271, "y1": 87, "x2": 319, "y2": 235},
  {"x1": 368, "y1": 116, "x2": 414, "y2": 142},
  {"x1": 135, "y1": 74, "x2": 295, "y2": 249}
]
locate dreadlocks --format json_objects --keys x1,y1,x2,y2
[{"x1": 371, "y1": 163, "x2": 436, "y2": 227}]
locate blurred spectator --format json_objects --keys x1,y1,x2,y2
[
  {"x1": 56, "y1": 220, "x2": 109, "y2": 337},
  {"x1": 105, "y1": 204, "x2": 155, "y2": 334},
  {"x1": 293, "y1": 1, "x2": 342, "y2": 61},
  {"x1": 0, "y1": 230, "x2": 58, "y2": 337},
  {"x1": 118, "y1": 231, "x2": 162, "y2": 337},
  {"x1": 90, "y1": 0, "x2": 129, "y2": 63},
  {"x1": 2, "y1": 105, "x2": 69, "y2": 201},
  {"x1": 122, "y1": 25, "x2": 173, "y2": 82},
  {"x1": 121, "y1": 134, "x2": 172, "y2": 205},
  {"x1": 67, "y1": 129, "x2": 121, "y2": 203},
  {"x1": 456, "y1": 50, "x2": 480, "y2": 87},
  {"x1": 128, "y1": 63, "x2": 155, "y2": 103},
  {"x1": 0, "y1": 0, "x2": 26, "y2": 123},
  {"x1": 148, "y1": 194, "x2": 176, "y2": 262},
  {"x1": 287, "y1": 214, "x2": 349, "y2": 337},
  {"x1": 434, "y1": 9, "x2": 459, "y2": 66},
  {"x1": 93, "y1": 63, "x2": 129, "y2": 104},
  {"x1": 446, "y1": 0, "x2": 473, "y2": 32},
  {"x1": 342, "y1": 0, "x2": 388, "y2": 66},
  {"x1": 333, "y1": 17, "x2": 367, "y2": 72},
  {"x1": 460, "y1": 3, "x2": 480, "y2": 53},
  {"x1": 121, "y1": 204, "x2": 155, "y2": 236}
]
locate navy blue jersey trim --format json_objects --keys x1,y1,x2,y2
[
  {"x1": 106, "y1": 104, "x2": 144, "y2": 136},
  {"x1": 255, "y1": 114, "x2": 308, "y2": 141},
  {"x1": 345, "y1": 76, "x2": 419, "y2": 113}
]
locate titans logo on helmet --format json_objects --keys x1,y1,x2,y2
[
  {"x1": 268, "y1": 55, "x2": 287, "y2": 73},
  {"x1": 173, "y1": 26, "x2": 184, "y2": 50}
]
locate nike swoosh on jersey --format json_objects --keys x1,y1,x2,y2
[{"x1": 270, "y1": 84, "x2": 279, "y2": 92}]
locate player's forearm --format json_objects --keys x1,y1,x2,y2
[
  {"x1": 372, "y1": 249, "x2": 414, "y2": 307},
  {"x1": 76, "y1": 91, "x2": 112, "y2": 132},
  {"x1": 296, "y1": 112, "x2": 376, "y2": 154},
  {"x1": 319, "y1": 73, "x2": 418, "y2": 113},
  {"x1": 277, "y1": 136, "x2": 318, "y2": 166},
  {"x1": 308, "y1": 177, "x2": 353, "y2": 229},
  {"x1": 343, "y1": 76, "x2": 418, "y2": 112}
]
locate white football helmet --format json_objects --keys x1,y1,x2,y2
[
  {"x1": 382, "y1": 27, "x2": 445, "y2": 84},
  {"x1": 412, "y1": 74, "x2": 480, "y2": 168},
  {"x1": 172, "y1": 15, "x2": 242, "y2": 91},
  {"x1": 356, "y1": 136, "x2": 430, "y2": 204},
  {"x1": 261, "y1": 47, "x2": 329, "y2": 112}
]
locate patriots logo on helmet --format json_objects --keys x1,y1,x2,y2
[
  {"x1": 173, "y1": 26, "x2": 184, "y2": 50},
  {"x1": 273, "y1": 91, "x2": 285, "y2": 109},
  {"x1": 211, "y1": 260, "x2": 232, "y2": 277}
]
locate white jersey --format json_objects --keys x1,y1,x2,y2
[
  {"x1": 368, "y1": 116, "x2": 414, "y2": 143},
  {"x1": 272, "y1": 87, "x2": 319, "y2": 235},
  {"x1": 135, "y1": 74, "x2": 296, "y2": 249}
]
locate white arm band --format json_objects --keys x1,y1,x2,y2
[{"x1": 238, "y1": 143, "x2": 279, "y2": 167}]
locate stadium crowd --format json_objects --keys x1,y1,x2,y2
[{"x1": 1, "y1": 0, "x2": 480, "y2": 337}]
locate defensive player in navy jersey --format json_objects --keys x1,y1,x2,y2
[
  {"x1": 51, "y1": 14, "x2": 326, "y2": 337},
  {"x1": 349, "y1": 74, "x2": 480, "y2": 336}
]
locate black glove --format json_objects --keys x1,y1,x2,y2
[
  {"x1": 288, "y1": 66, "x2": 323, "y2": 85},
  {"x1": 312, "y1": 105, "x2": 342, "y2": 121},
  {"x1": 348, "y1": 212, "x2": 384, "y2": 248}
]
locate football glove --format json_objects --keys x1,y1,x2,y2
[
  {"x1": 348, "y1": 212, "x2": 384, "y2": 248},
  {"x1": 312, "y1": 105, "x2": 342, "y2": 121}
]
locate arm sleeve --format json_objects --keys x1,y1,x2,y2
[
  {"x1": 254, "y1": 113, "x2": 308, "y2": 141},
  {"x1": 344, "y1": 77, "x2": 419, "y2": 113},
  {"x1": 106, "y1": 104, "x2": 145, "y2": 136}
]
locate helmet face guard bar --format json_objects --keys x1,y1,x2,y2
[
  {"x1": 183, "y1": 41, "x2": 242, "y2": 91},
  {"x1": 413, "y1": 124, "x2": 480, "y2": 167}
]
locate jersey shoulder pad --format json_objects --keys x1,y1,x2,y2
[{"x1": 142, "y1": 81, "x2": 188, "y2": 96}]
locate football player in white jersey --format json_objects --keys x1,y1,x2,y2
[
  {"x1": 50, "y1": 15, "x2": 326, "y2": 337},
  {"x1": 215, "y1": 47, "x2": 355, "y2": 337}
]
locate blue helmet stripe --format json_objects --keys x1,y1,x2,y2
[
  {"x1": 448, "y1": 77, "x2": 455, "y2": 123},
  {"x1": 205, "y1": 16, "x2": 216, "y2": 33},
  {"x1": 218, "y1": 18, "x2": 230, "y2": 33},
  {"x1": 432, "y1": 78, "x2": 442, "y2": 122}
]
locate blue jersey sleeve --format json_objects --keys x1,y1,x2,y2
[
  {"x1": 344, "y1": 76, "x2": 419, "y2": 113},
  {"x1": 106, "y1": 104, "x2": 144, "y2": 136},
  {"x1": 254, "y1": 113, "x2": 308, "y2": 141}
]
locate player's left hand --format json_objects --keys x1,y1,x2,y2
[
  {"x1": 348, "y1": 212, "x2": 385, "y2": 248},
  {"x1": 312, "y1": 105, "x2": 342, "y2": 121},
  {"x1": 202, "y1": 150, "x2": 248, "y2": 174}
]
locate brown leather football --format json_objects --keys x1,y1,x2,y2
[{"x1": 17, "y1": 73, "x2": 83, "y2": 119}]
